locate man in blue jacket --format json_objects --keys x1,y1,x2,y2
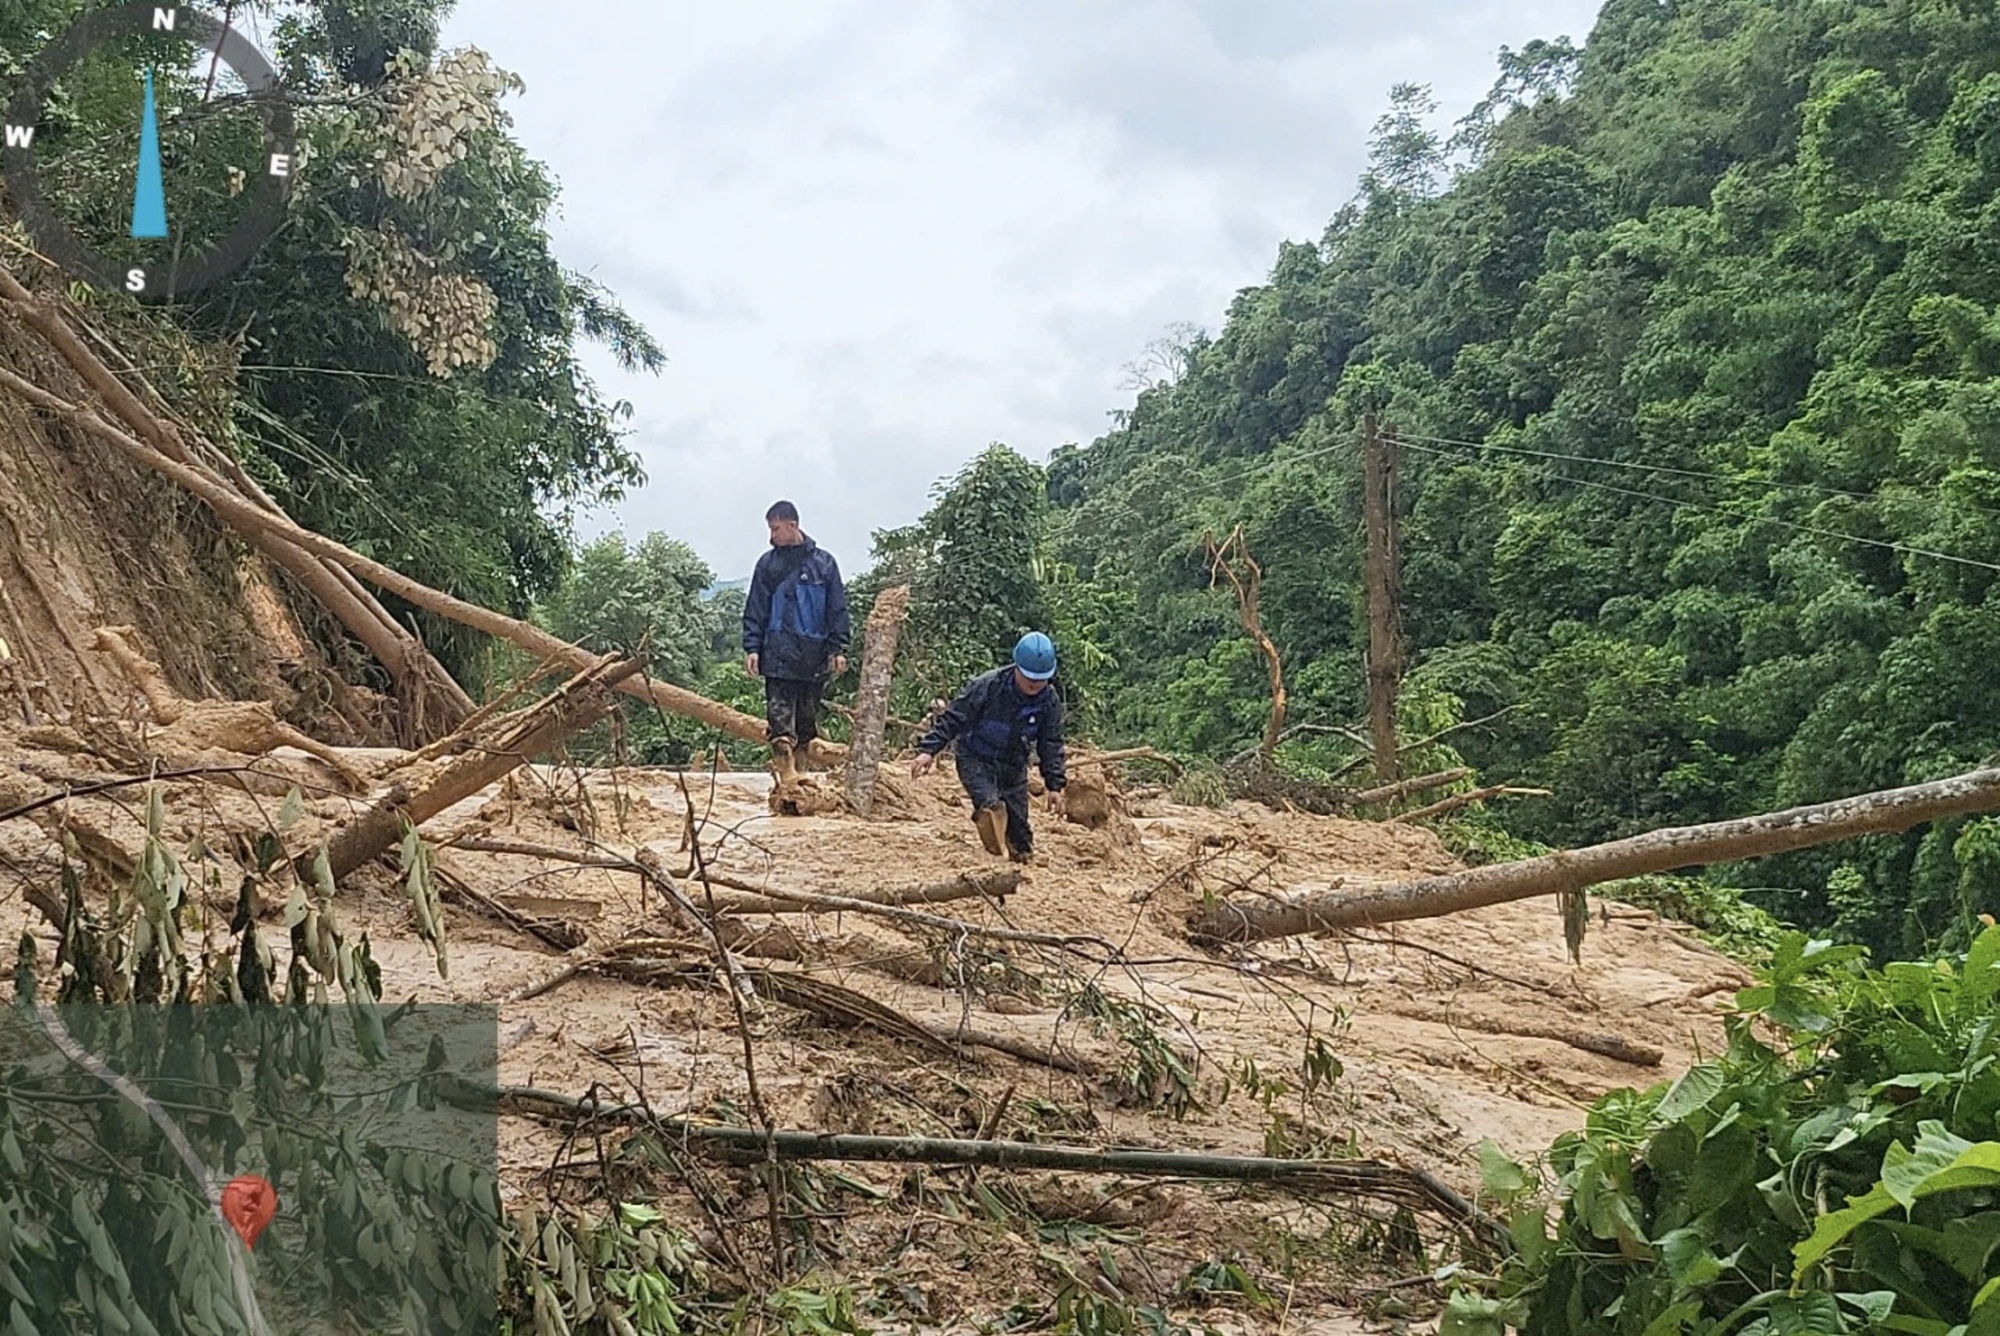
[
  {"x1": 742, "y1": 501, "x2": 850, "y2": 781},
  {"x1": 909, "y1": 633, "x2": 1067, "y2": 863}
]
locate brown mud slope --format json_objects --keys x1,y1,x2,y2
[
  {"x1": 0, "y1": 317, "x2": 324, "y2": 725},
  {"x1": 0, "y1": 731, "x2": 1747, "y2": 1332}
]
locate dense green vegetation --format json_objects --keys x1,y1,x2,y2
[
  {"x1": 1451, "y1": 925, "x2": 2000, "y2": 1335},
  {"x1": 1005, "y1": 0, "x2": 2000, "y2": 964},
  {"x1": 1, "y1": 0, "x2": 657, "y2": 683}
]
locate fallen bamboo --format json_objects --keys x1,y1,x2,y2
[
  {"x1": 707, "y1": 868, "x2": 1021, "y2": 917},
  {"x1": 0, "y1": 269, "x2": 472, "y2": 734},
  {"x1": 1344, "y1": 768, "x2": 1472, "y2": 809},
  {"x1": 1390, "y1": 1005, "x2": 1662, "y2": 1067},
  {"x1": 588, "y1": 945, "x2": 1093, "y2": 1074},
  {"x1": 321, "y1": 656, "x2": 643, "y2": 881},
  {"x1": 844, "y1": 585, "x2": 909, "y2": 815},
  {"x1": 439, "y1": 1079, "x2": 1496, "y2": 1238},
  {"x1": 1190, "y1": 766, "x2": 2000, "y2": 945},
  {"x1": 0, "y1": 367, "x2": 837, "y2": 764},
  {"x1": 1390, "y1": 784, "x2": 1551, "y2": 824}
]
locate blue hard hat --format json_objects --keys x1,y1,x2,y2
[{"x1": 1013, "y1": 632, "x2": 1057, "y2": 681}]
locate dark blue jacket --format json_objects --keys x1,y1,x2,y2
[
  {"x1": 742, "y1": 537, "x2": 850, "y2": 682},
  {"x1": 918, "y1": 667, "x2": 1067, "y2": 789}
]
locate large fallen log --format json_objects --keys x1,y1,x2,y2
[
  {"x1": 321, "y1": 655, "x2": 643, "y2": 881},
  {"x1": 844, "y1": 585, "x2": 909, "y2": 815},
  {"x1": 0, "y1": 367, "x2": 837, "y2": 764},
  {"x1": 1189, "y1": 766, "x2": 2000, "y2": 944}
]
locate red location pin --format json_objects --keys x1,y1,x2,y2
[{"x1": 220, "y1": 1175, "x2": 277, "y2": 1249}]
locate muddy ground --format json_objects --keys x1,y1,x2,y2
[{"x1": 0, "y1": 737, "x2": 1750, "y2": 1333}]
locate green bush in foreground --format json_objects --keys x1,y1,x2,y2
[{"x1": 1449, "y1": 926, "x2": 2000, "y2": 1336}]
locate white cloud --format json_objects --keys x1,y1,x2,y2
[{"x1": 442, "y1": 0, "x2": 1603, "y2": 579}]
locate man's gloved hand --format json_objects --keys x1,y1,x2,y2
[
  {"x1": 744, "y1": 653, "x2": 760, "y2": 677},
  {"x1": 829, "y1": 654, "x2": 848, "y2": 676},
  {"x1": 909, "y1": 752, "x2": 937, "y2": 778},
  {"x1": 1047, "y1": 788, "x2": 1066, "y2": 817}
]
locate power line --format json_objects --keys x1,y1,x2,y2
[
  {"x1": 1396, "y1": 427, "x2": 2000, "y2": 521},
  {"x1": 1397, "y1": 436, "x2": 2000, "y2": 575}
]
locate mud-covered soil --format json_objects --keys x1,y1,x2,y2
[{"x1": 0, "y1": 735, "x2": 1749, "y2": 1333}]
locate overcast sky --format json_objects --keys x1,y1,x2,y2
[{"x1": 439, "y1": 0, "x2": 1604, "y2": 581}]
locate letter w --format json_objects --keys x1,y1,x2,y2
[{"x1": 3, "y1": 125, "x2": 33, "y2": 149}]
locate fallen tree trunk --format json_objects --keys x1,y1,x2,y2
[
  {"x1": 708, "y1": 867, "x2": 1020, "y2": 917},
  {"x1": 0, "y1": 367, "x2": 828, "y2": 762},
  {"x1": 1390, "y1": 1005, "x2": 1663, "y2": 1067},
  {"x1": 440, "y1": 1080, "x2": 1496, "y2": 1238},
  {"x1": 844, "y1": 585, "x2": 909, "y2": 815},
  {"x1": 1190, "y1": 766, "x2": 2000, "y2": 944},
  {"x1": 322, "y1": 656, "x2": 643, "y2": 881}
]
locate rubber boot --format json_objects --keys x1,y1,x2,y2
[
  {"x1": 974, "y1": 806, "x2": 1007, "y2": 857},
  {"x1": 771, "y1": 739, "x2": 799, "y2": 785}
]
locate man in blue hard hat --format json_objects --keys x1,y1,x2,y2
[
  {"x1": 743, "y1": 500, "x2": 851, "y2": 783},
  {"x1": 909, "y1": 632, "x2": 1067, "y2": 863}
]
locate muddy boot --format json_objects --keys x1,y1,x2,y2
[
  {"x1": 770, "y1": 739, "x2": 799, "y2": 785},
  {"x1": 1007, "y1": 844, "x2": 1030, "y2": 865},
  {"x1": 974, "y1": 806, "x2": 1007, "y2": 857}
]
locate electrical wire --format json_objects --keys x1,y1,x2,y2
[
  {"x1": 1396, "y1": 435, "x2": 2000, "y2": 574},
  {"x1": 1395, "y1": 426, "x2": 2000, "y2": 521}
]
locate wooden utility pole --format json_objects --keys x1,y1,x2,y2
[{"x1": 1361, "y1": 415, "x2": 1403, "y2": 783}]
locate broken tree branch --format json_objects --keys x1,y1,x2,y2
[
  {"x1": 1390, "y1": 784, "x2": 1551, "y2": 824},
  {"x1": 1344, "y1": 767, "x2": 1472, "y2": 809},
  {"x1": 321, "y1": 655, "x2": 643, "y2": 881},
  {"x1": 707, "y1": 868, "x2": 1021, "y2": 917},
  {"x1": 0, "y1": 269, "x2": 472, "y2": 735},
  {"x1": 1190, "y1": 765, "x2": 2000, "y2": 945}
]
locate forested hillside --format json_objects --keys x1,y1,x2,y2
[{"x1": 1028, "y1": 0, "x2": 2000, "y2": 962}]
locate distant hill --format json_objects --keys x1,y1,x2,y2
[{"x1": 702, "y1": 577, "x2": 749, "y2": 601}]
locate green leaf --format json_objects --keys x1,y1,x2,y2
[
  {"x1": 278, "y1": 787, "x2": 303, "y2": 831},
  {"x1": 1478, "y1": 1138, "x2": 1531, "y2": 1198},
  {"x1": 1656, "y1": 1062, "x2": 1728, "y2": 1122},
  {"x1": 1965, "y1": 926, "x2": 2000, "y2": 1007},
  {"x1": 1767, "y1": 1292, "x2": 1847, "y2": 1335},
  {"x1": 1439, "y1": 1291, "x2": 1509, "y2": 1336}
]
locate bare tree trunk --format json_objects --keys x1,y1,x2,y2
[
  {"x1": 844, "y1": 585, "x2": 909, "y2": 815},
  {"x1": 321, "y1": 656, "x2": 642, "y2": 881},
  {"x1": 0, "y1": 369, "x2": 816, "y2": 761},
  {"x1": 1189, "y1": 766, "x2": 2000, "y2": 944},
  {"x1": 1205, "y1": 526, "x2": 1286, "y2": 764},
  {"x1": 1361, "y1": 416, "x2": 1402, "y2": 783}
]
